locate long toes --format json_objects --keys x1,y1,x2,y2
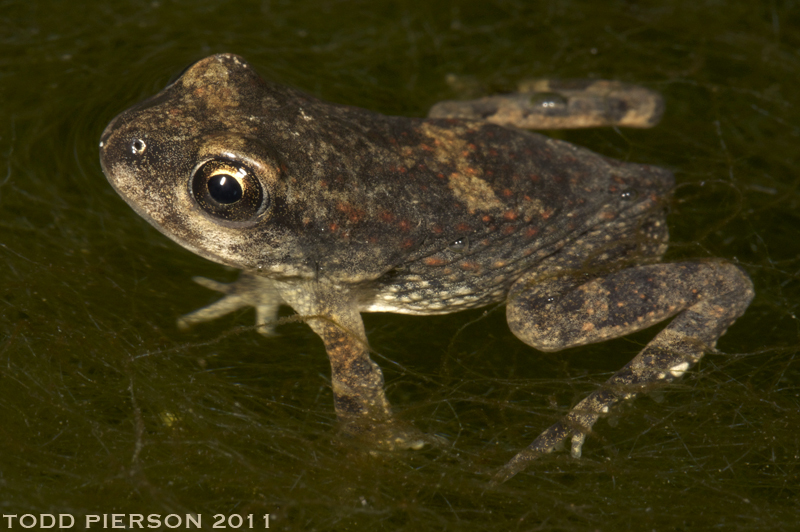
[
  {"x1": 191, "y1": 275, "x2": 234, "y2": 293},
  {"x1": 492, "y1": 421, "x2": 573, "y2": 484}
]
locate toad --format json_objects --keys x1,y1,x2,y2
[{"x1": 99, "y1": 54, "x2": 753, "y2": 482}]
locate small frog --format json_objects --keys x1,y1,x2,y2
[{"x1": 100, "y1": 54, "x2": 753, "y2": 482}]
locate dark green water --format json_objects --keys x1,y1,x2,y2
[{"x1": 1, "y1": 0, "x2": 798, "y2": 530}]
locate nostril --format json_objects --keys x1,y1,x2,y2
[{"x1": 131, "y1": 139, "x2": 146, "y2": 155}]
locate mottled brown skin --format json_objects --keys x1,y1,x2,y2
[
  {"x1": 430, "y1": 79, "x2": 665, "y2": 129},
  {"x1": 100, "y1": 54, "x2": 754, "y2": 482}
]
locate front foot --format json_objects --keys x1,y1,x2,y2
[{"x1": 177, "y1": 272, "x2": 284, "y2": 335}]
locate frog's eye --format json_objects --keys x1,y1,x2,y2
[{"x1": 191, "y1": 159, "x2": 268, "y2": 222}]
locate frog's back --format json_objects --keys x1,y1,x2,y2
[
  {"x1": 339, "y1": 113, "x2": 674, "y2": 314},
  {"x1": 262, "y1": 97, "x2": 672, "y2": 273}
]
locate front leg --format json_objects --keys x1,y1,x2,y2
[
  {"x1": 499, "y1": 261, "x2": 754, "y2": 483},
  {"x1": 278, "y1": 281, "x2": 427, "y2": 450},
  {"x1": 304, "y1": 296, "x2": 391, "y2": 423},
  {"x1": 180, "y1": 273, "x2": 427, "y2": 449}
]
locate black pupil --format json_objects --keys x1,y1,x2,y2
[{"x1": 207, "y1": 174, "x2": 243, "y2": 204}]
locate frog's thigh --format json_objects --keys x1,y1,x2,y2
[{"x1": 507, "y1": 261, "x2": 752, "y2": 353}]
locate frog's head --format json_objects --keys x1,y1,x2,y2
[{"x1": 100, "y1": 54, "x2": 312, "y2": 278}]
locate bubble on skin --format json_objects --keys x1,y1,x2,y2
[
  {"x1": 448, "y1": 236, "x2": 469, "y2": 253},
  {"x1": 529, "y1": 92, "x2": 568, "y2": 110}
]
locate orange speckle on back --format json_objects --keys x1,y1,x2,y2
[
  {"x1": 336, "y1": 202, "x2": 365, "y2": 223},
  {"x1": 503, "y1": 210, "x2": 518, "y2": 220},
  {"x1": 423, "y1": 257, "x2": 447, "y2": 266},
  {"x1": 459, "y1": 261, "x2": 481, "y2": 272}
]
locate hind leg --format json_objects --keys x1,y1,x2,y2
[
  {"x1": 498, "y1": 261, "x2": 754, "y2": 482},
  {"x1": 428, "y1": 79, "x2": 664, "y2": 129}
]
